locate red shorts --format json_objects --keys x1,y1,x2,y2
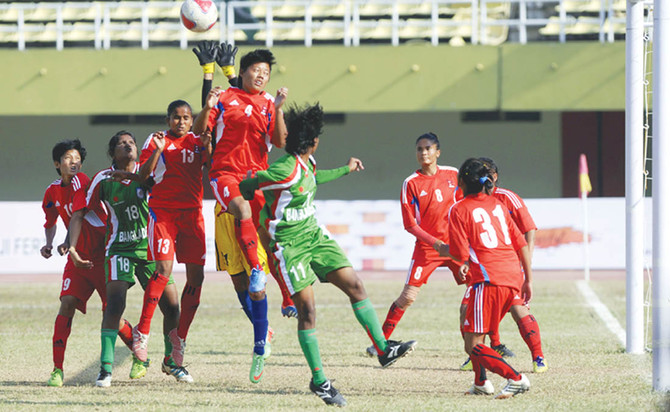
[
  {"x1": 405, "y1": 247, "x2": 460, "y2": 287},
  {"x1": 463, "y1": 283, "x2": 518, "y2": 334},
  {"x1": 148, "y1": 207, "x2": 206, "y2": 265},
  {"x1": 61, "y1": 255, "x2": 107, "y2": 314},
  {"x1": 209, "y1": 173, "x2": 265, "y2": 226}
]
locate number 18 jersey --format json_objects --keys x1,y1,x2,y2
[{"x1": 86, "y1": 164, "x2": 150, "y2": 260}]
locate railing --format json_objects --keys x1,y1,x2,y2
[{"x1": 0, "y1": 0, "x2": 633, "y2": 51}]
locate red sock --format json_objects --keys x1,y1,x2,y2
[
  {"x1": 518, "y1": 314, "x2": 544, "y2": 359},
  {"x1": 382, "y1": 302, "x2": 405, "y2": 339},
  {"x1": 235, "y1": 218, "x2": 261, "y2": 269},
  {"x1": 471, "y1": 344, "x2": 519, "y2": 385},
  {"x1": 177, "y1": 283, "x2": 202, "y2": 340},
  {"x1": 267, "y1": 254, "x2": 294, "y2": 307},
  {"x1": 118, "y1": 318, "x2": 133, "y2": 349},
  {"x1": 137, "y1": 272, "x2": 169, "y2": 335},
  {"x1": 52, "y1": 315, "x2": 72, "y2": 370},
  {"x1": 489, "y1": 327, "x2": 502, "y2": 347}
]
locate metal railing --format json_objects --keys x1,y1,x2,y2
[{"x1": 0, "y1": 0, "x2": 631, "y2": 51}]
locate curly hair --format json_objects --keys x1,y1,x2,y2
[
  {"x1": 284, "y1": 102, "x2": 325, "y2": 156},
  {"x1": 51, "y1": 139, "x2": 87, "y2": 176},
  {"x1": 459, "y1": 158, "x2": 494, "y2": 196},
  {"x1": 240, "y1": 49, "x2": 276, "y2": 72}
]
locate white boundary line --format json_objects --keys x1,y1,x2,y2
[{"x1": 576, "y1": 280, "x2": 626, "y2": 346}]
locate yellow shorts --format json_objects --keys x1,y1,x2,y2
[{"x1": 214, "y1": 202, "x2": 269, "y2": 276}]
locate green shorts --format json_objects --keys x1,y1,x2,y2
[
  {"x1": 105, "y1": 254, "x2": 174, "y2": 289},
  {"x1": 272, "y1": 227, "x2": 351, "y2": 295}
]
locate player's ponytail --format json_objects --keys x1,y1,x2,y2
[{"x1": 459, "y1": 158, "x2": 494, "y2": 196}]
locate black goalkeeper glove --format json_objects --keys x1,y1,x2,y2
[
  {"x1": 192, "y1": 40, "x2": 219, "y2": 74},
  {"x1": 216, "y1": 42, "x2": 238, "y2": 78}
]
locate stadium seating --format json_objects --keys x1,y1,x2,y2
[{"x1": 0, "y1": 0, "x2": 631, "y2": 50}]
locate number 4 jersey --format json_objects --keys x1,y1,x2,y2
[{"x1": 86, "y1": 164, "x2": 150, "y2": 260}]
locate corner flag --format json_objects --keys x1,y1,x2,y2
[{"x1": 579, "y1": 154, "x2": 592, "y2": 195}]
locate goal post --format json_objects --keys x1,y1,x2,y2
[
  {"x1": 652, "y1": 0, "x2": 670, "y2": 392},
  {"x1": 625, "y1": 0, "x2": 645, "y2": 356}
]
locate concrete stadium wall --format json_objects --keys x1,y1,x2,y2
[
  {"x1": 0, "y1": 42, "x2": 624, "y2": 115},
  {"x1": 0, "y1": 111, "x2": 560, "y2": 201}
]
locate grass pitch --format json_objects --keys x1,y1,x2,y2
[{"x1": 0, "y1": 271, "x2": 664, "y2": 411}]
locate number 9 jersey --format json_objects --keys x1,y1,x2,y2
[{"x1": 86, "y1": 164, "x2": 150, "y2": 260}]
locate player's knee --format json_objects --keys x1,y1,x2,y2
[
  {"x1": 511, "y1": 304, "x2": 530, "y2": 322},
  {"x1": 59, "y1": 295, "x2": 78, "y2": 316},
  {"x1": 396, "y1": 286, "x2": 419, "y2": 310},
  {"x1": 249, "y1": 290, "x2": 265, "y2": 301},
  {"x1": 105, "y1": 295, "x2": 126, "y2": 317}
]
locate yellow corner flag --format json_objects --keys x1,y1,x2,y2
[{"x1": 579, "y1": 153, "x2": 592, "y2": 195}]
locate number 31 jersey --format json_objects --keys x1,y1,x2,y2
[
  {"x1": 86, "y1": 164, "x2": 150, "y2": 259},
  {"x1": 401, "y1": 166, "x2": 459, "y2": 251},
  {"x1": 140, "y1": 131, "x2": 208, "y2": 209}
]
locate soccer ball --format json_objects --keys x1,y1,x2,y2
[{"x1": 180, "y1": 0, "x2": 218, "y2": 33}]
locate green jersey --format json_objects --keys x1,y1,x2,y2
[
  {"x1": 86, "y1": 165, "x2": 150, "y2": 259},
  {"x1": 241, "y1": 154, "x2": 349, "y2": 242}
]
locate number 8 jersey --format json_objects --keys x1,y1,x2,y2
[
  {"x1": 86, "y1": 164, "x2": 150, "y2": 259},
  {"x1": 448, "y1": 192, "x2": 527, "y2": 289}
]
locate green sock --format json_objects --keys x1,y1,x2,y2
[
  {"x1": 101, "y1": 329, "x2": 118, "y2": 373},
  {"x1": 298, "y1": 329, "x2": 327, "y2": 385},
  {"x1": 164, "y1": 334, "x2": 172, "y2": 358},
  {"x1": 352, "y1": 298, "x2": 388, "y2": 353}
]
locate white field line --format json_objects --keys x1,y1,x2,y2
[{"x1": 576, "y1": 280, "x2": 626, "y2": 346}]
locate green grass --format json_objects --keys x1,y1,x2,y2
[{"x1": 0, "y1": 274, "x2": 664, "y2": 411}]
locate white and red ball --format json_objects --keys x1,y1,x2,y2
[{"x1": 180, "y1": 0, "x2": 218, "y2": 33}]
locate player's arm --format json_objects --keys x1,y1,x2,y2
[
  {"x1": 41, "y1": 225, "x2": 56, "y2": 259},
  {"x1": 271, "y1": 89, "x2": 289, "y2": 148},
  {"x1": 193, "y1": 86, "x2": 222, "y2": 136},
  {"x1": 216, "y1": 41, "x2": 240, "y2": 89},
  {"x1": 524, "y1": 229, "x2": 536, "y2": 261},
  {"x1": 40, "y1": 192, "x2": 58, "y2": 259},
  {"x1": 67, "y1": 210, "x2": 93, "y2": 268},
  {"x1": 193, "y1": 40, "x2": 219, "y2": 107},
  {"x1": 517, "y1": 245, "x2": 533, "y2": 303},
  {"x1": 56, "y1": 231, "x2": 69, "y2": 256},
  {"x1": 240, "y1": 156, "x2": 297, "y2": 199},
  {"x1": 315, "y1": 157, "x2": 364, "y2": 185},
  {"x1": 137, "y1": 132, "x2": 166, "y2": 181}
]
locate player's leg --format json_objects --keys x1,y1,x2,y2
[
  {"x1": 228, "y1": 193, "x2": 264, "y2": 273},
  {"x1": 510, "y1": 304, "x2": 547, "y2": 372},
  {"x1": 173, "y1": 208, "x2": 207, "y2": 357},
  {"x1": 159, "y1": 283, "x2": 193, "y2": 382},
  {"x1": 292, "y1": 284, "x2": 345, "y2": 407},
  {"x1": 49, "y1": 294, "x2": 77, "y2": 387},
  {"x1": 97, "y1": 271, "x2": 130, "y2": 388},
  {"x1": 464, "y1": 284, "x2": 529, "y2": 398},
  {"x1": 315, "y1": 231, "x2": 416, "y2": 368},
  {"x1": 135, "y1": 209, "x2": 175, "y2": 361},
  {"x1": 50, "y1": 261, "x2": 97, "y2": 387},
  {"x1": 258, "y1": 225, "x2": 297, "y2": 318}
]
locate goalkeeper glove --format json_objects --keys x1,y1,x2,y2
[
  {"x1": 192, "y1": 40, "x2": 219, "y2": 74},
  {"x1": 217, "y1": 42, "x2": 238, "y2": 78}
]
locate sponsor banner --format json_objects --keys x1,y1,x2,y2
[{"x1": 0, "y1": 198, "x2": 647, "y2": 274}]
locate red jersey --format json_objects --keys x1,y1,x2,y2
[
  {"x1": 491, "y1": 186, "x2": 536, "y2": 234},
  {"x1": 401, "y1": 166, "x2": 459, "y2": 251},
  {"x1": 207, "y1": 87, "x2": 276, "y2": 177},
  {"x1": 448, "y1": 192, "x2": 526, "y2": 289},
  {"x1": 140, "y1": 131, "x2": 208, "y2": 209},
  {"x1": 42, "y1": 172, "x2": 90, "y2": 229},
  {"x1": 42, "y1": 172, "x2": 107, "y2": 257}
]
